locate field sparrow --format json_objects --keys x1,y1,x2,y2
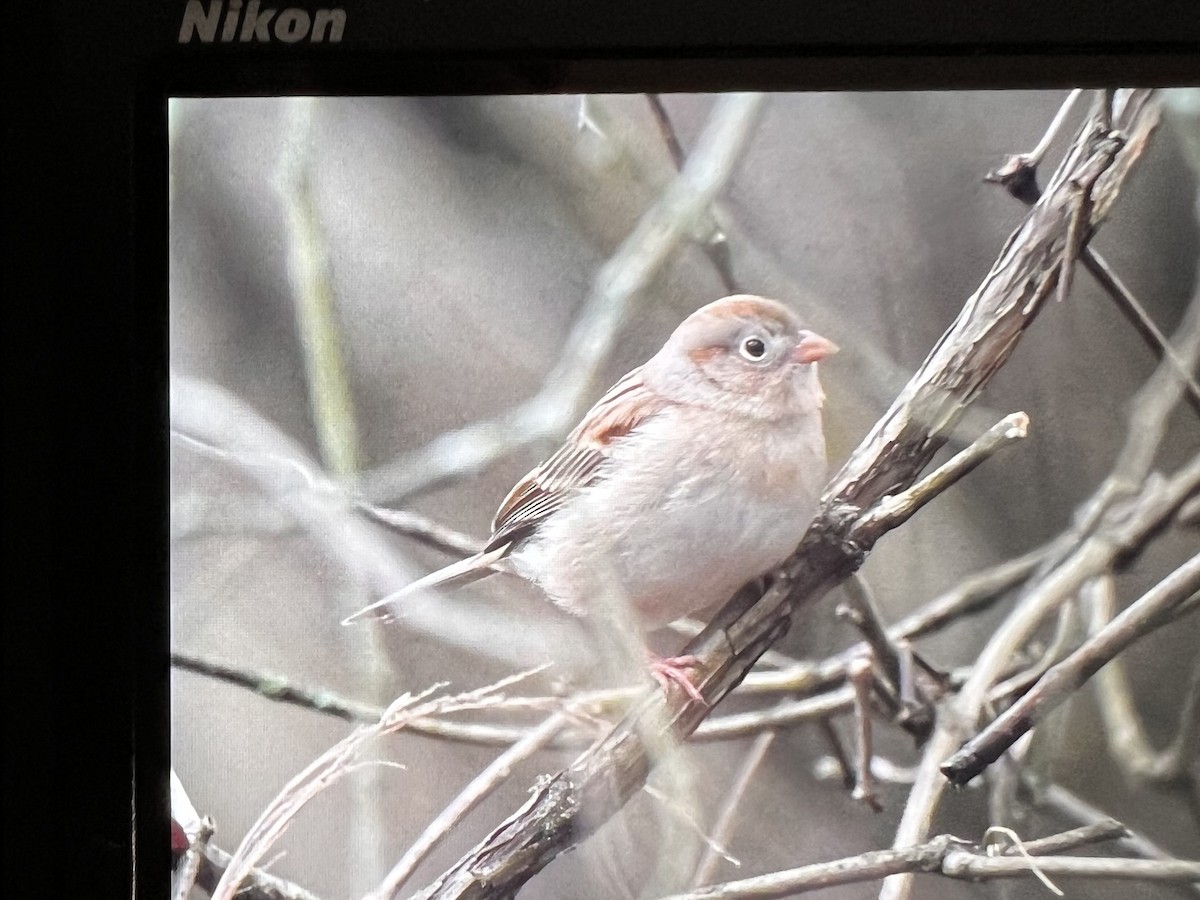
[{"x1": 347, "y1": 295, "x2": 835, "y2": 694}]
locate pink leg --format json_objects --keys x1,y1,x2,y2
[{"x1": 649, "y1": 653, "x2": 707, "y2": 704}]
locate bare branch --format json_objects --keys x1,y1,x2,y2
[
  {"x1": 170, "y1": 382, "x2": 587, "y2": 670},
  {"x1": 1085, "y1": 575, "x2": 1200, "y2": 783},
  {"x1": 688, "y1": 729, "x2": 777, "y2": 888},
  {"x1": 1079, "y1": 250, "x2": 1200, "y2": 417},
  {"x1": 1032, "y1": 781, "x2": 1200, "y2": 877},
  {"x1": 987, "y1": 91, "x2": 1200, "y2": 417},
  {"x1": 644, "y1": 93, "x2": 739, "y2": 294},
  {"x1": 195, "y1": 842, "x2": 327, "y2": 900},
  {"x1": 854, "y1": 412, "x2": 1029, "y2": 535},
  {"x1": 658, "y1": 821, "x2": 1140, "y2": 900},
  {"x1": 885, "y1": 452, "x2": 1200, "y2": 899},
  {"x1": 940, "y1": 852, "x2": 1200, "y2": 884},
  {"x1": 353, "y1": 502, "x2": 483, "y2": 559},
  {"x1": 942, "y1": 552, "x2": 1200, "y2": 784}
]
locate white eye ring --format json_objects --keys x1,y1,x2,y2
[{"x1": 739, "y1": 336, "x2": 768, "y2": 361}]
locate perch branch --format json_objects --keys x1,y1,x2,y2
[{"x1": 415, "y1": 89, "x2": 1161, "y2": 900}]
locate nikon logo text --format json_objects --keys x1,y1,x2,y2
[{"x1": 179, "y1": 0, "x2": 346, "y2": 43}]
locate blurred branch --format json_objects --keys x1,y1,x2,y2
[
  {"x1": 688, "y1": 729, "x2": 776, "y2": 888},
  {"x1": 362, "y1": 93, "x2": 767, "y2": 504},
  {"x1": 415, "y1": 89, "x2": 1162, "y2": 900},
  {"x1": 195, "y1": 842, "x2": 325, "y2": 900},
  {"x1": 170, "y1": 378, "x2": 586, "y2": 670},
  {"x1": 353, "y1": 503, "x2": 483, "y2": 558},
  {"x1": 1084, "y1": 575, "x2": 1200, "y2": 784},
  {"x1": 645, "y1": 93, "x2": 738, "y2": 294},
  {"x1": 367, "y1": 714, "x2": 570, "y2": 900},
  {"x1": 942, "y1": 552, "x2": 1200, "y2": 784},
  {"x1": 276, "y1": 97, "x2": 362, "y2": 477},
  {"x1": 211, "y1": 670, "x2": 547, "y2": 900},
  {"x1": 658, "y1": 821, "x2": 1143, "y2": 900}
]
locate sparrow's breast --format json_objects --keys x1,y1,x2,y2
[{"x1": 516, "y1": 406, "x2": 826, "y2": 627}]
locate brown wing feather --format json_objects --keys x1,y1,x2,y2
[{"x1": 486, "y1": 367, "x2": 665, "y2": 551}]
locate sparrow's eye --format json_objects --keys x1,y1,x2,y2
[{"x1": 739, "y1": 336, "x2": 768, "y2": 361}]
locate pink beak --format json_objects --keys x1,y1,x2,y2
[{"x1": 793, "y1": 331, "x2": 838, "y2": 365}]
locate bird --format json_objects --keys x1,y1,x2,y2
[{"x1": 346, "y1": 295, "x2": 836, "y2": 699}]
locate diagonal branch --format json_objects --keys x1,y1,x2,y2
[
  {"x1": 941, "y1": 552, "x2": 1200, "y2": 784},
  {"x1": 414, "y1": 89, "x2": 1162, "y2": 900}
]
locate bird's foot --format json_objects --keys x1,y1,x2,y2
[{"x1": 649, "y1": 653, "x2": 707, "y2": 704}]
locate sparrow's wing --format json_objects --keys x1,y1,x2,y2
[{"x1": 487, "y1": 367, "x2": 667, "y2": 550}]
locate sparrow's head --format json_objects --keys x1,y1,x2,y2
[{"x1": 647, "y1": 295, "x2": 837, "y2": 419}]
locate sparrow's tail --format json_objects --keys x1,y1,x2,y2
[{"x1": 340, "y1": 542, "x2": 512, "y2": 626}]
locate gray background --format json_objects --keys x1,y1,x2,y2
[{"x1": 170, "y1": 92, "x2": 1200, "y2": 899}]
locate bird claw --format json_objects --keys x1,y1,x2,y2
[{"x1": 649, "y1": 654, "x2": 707, "y2": 704}]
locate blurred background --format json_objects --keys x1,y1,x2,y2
[{"x1": 170, "y1": 91, "x2": 1200, "y2": 899}]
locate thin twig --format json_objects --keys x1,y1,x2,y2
[
  {"x1": 689, "y1": 729, "x2": 777, "y2": 888},
  {"x1": 170, "y1": 383, "x2": 586, "y2": 671},
  {"x1": 368, "y1": 714, "x2": 569, "y2": 899},
  {"x1": 837, "y1": 575, "x2": 906, "y2": 705},
  {"x1": 1015, "y1": 819, "x2": 1128, "y2": 856},
  {"x1": 353, "y1": 502, "x2": 484, "y2": 558},
  {"x1": 195, "y1": 842, "x2": 327, "y2": 900},
  {"x1": 885, "y1": 453, "x2": 1200, "y2": 899},
  {"x1": 848, "y1": 657, "x2": 882, "y2": 811},
  {"x1": 940, "y1": 852, "x2": 1200, "y2": 882},
  {"x1": 211, "y1": 671, "x2": 546, "y2": 900},
  {"x1": 855, "y1": 412, "x2": 1030, "y2": 535},
  {"x1": 1034, "y1": 781, "x2": 1200, "y2": 876},
  {"x1": 1080, "y1": 249, "x2": 1200, "y2": 417},
  {"x1": 942, "y1": 553, "x2": 1200, "y2": 784},
  {"x1": 987, "y1": 92, "x2": 1200, "y2": 416},
  {"x1": 659, "y1": 821, "x2": 1143, "y2": 900}
]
